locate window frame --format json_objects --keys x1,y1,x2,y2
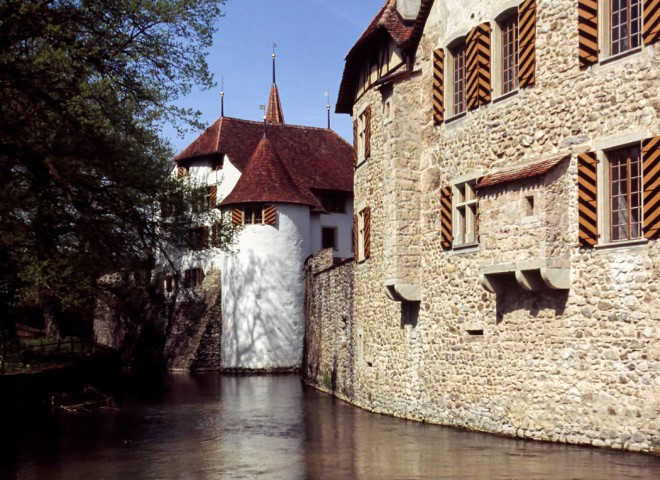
[
  {"x1": 243, "y1": 206, "x2": 264, "y2": 225},
  {"x1": 604, "y1": 144, "x2": 643, "y2": 243},
  {"x1": 448, "y1": 39, "x2": 467, "y2": 117},
  {"x1": 183, "y1": 267, "x2": 205, "y2": 289},
  {"x1": 356, "y1": 107, "x2": 371, "y2": 164},
  {"x1": 321, "y1": 226, "x2": 338, "y2": 251},
  {"x1": 452, "y1": 177, "x2": 480, "y2": 248},
  {"x1": 608, "y1": 0, "x2": 642, "y2": 56}
]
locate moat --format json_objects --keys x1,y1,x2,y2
[{"x1": 1, "y1": 374, "x2": 658, "y2": 480}]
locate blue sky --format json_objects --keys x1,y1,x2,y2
[{"x1": 165, "y1": 0, "x2": 384, "y2": 154}]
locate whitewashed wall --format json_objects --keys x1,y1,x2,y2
[{"x1": 221, "y1": 203, "x2": 311, "y2": 370}]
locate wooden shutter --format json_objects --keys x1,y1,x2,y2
[
  {"x1": 644, "y1": 0, "x2": 660, "y2": 45},
  {"x1": 177, "y1": 165, "x2": 186, "y2": 178},
  {"x1": 466, "y1": 23, "x2": 492, "y2": 110},
  {"x1": 353, "y1": 214, "x2": 358, "y2": 260},
  {"x1": 518, "y1": 0, "x2": 536, "y2": 88},
  {"x1": 433, "y1": 48, "x2": 445, "y2": 124},
  {"x1": 231, "y1": 208, "x2": 243, "y2": 226},
  {"x1": 364, "y1": 106, "x2": 372, "y2": 159},
  {"x1": 202, "y1": 226, "x2": 210, "y2": 249},
  {"x1": 363, "y1": 206, "x2": 371, "y2": 260},
  {"x1": 577, "y1": 151, "x2": 599, "y2": 247},
  {"x1": 353, "y1": 118, "x2": 358, "y2": 165},
  {"x1": 440, "y1": 186, "x2": 453, "y2": 250},
  {"x1": 578, "y1": 0, "x2": 599, "y2": 68},
  {"x1": 211, "y1": 224, "x2": 220, "y2": 247},
  {"x1": 209, "y1": 185, "x2": 217, "y2": 208},
  {"x1": 263, "y1": 205, "x2": 277, "y2": 225},
  {"x1": 642, "y1": 136, "x2": 660, "y2": 239}
]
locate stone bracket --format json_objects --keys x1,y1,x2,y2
[
  {"x1": 384, "y1": 281, "x2": 421, "y2": 302},
  {"x1": 479, "y1": 258, "x2": 570, "y2": 294}
]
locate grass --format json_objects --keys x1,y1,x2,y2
[{"x1": 1, "y1": 336, "x2": 93, "y2": 374}]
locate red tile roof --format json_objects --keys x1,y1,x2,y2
[
  {"x1": 175, "y1": 116, "x2": 354, "y2": 194},
  {"x1": 220, "y1": 134, "x2": 321, "y2": 208},
  {"x1": 265, "y1": 84, "x2": 284, "y2": 124},
  {"x1": 475, "y1": 154, "x2": 570, "y2": 189}
]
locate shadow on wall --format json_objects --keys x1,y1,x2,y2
[
  {"x1": 223, "y1": 248, "x2": 304, "y2": 370},
  {"x1": 495, "y1": 281, "x2": 569, "y2": 325}
]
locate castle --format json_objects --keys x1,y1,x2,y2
[{"x1": 303, "y1": 0, "x2": 659, "y2": 453}]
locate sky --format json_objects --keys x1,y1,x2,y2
[{"x1": 164, "y1": 0, "x2": 385, "y2": 154}]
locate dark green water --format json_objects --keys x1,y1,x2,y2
[{"x1": 0, "y1": 374, "x2": 658, "y2": 479}]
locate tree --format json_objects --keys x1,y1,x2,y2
[{"x1": 0, "y1": 0, "x2": 233, "y2": 338}]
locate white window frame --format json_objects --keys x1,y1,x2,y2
[
  {"x1": 452, "y1": 176, "x2": 480, "y2": 248},
  {"x1": 600, "y1": 0, "x2": 644, "y2": 61}
]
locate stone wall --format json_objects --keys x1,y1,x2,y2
[
  {"x1": 305, "y1": 0, "x2": 659, "y2": 454},
  {"x1": 304, "y1": 249, "x2": 355, "y2": 398}
]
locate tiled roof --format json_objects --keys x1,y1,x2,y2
[
  {"x1": 220, "y1": 134, "x2": 321, "y2": 208},
  {"x1": 265, "y1": 83, "x2": 284, "y2": 124},
  {"x1": 475, "y1": 154, "x2": 570, "y2": 189},
  {"x1": 175, "y1": 116, "x2": 354, "y2": 194},
  {"x1": 336, "y1": 0, "x2": 435, "y2": 114}
]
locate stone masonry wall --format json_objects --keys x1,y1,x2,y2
[{"x1": 305, "y1": 0, "x2": 659, "y2": 454}]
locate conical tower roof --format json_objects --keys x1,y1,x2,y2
[
  {"x1": 220, "y1": 133, "x2": 321, "y2": 209},
  {"x1": 265, "y1": 83, "x2": 284, "y2": 124}
]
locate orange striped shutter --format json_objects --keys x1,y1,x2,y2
[
  {"x1": 202, "y1": 226, "x2": 210, "y2": 249},
  {"x1": 578, "y1": 0, "x2": 599, "y2": 68},
  {"x1": 231, "y1": 208, "x2": 243, "y2": 226},
  {"x1": 364, "y1": 106, "x2": 372, "y2": 159},
  {"x1": 353, "y1": 118, "x2": 358, "y2": 165},
  {"x1": 642, "y1": 136, "x2": 660, "y2": 239},
  {"x1": 518, "y1": 0, "x2": 536, "y2": 88},
  {"x1": 353, "y1": 214, "x2": 358, "y2": 260},
  {"x1": 577, "y1": 152, "x2": 599, "y2": 247},
  {"x1": 263, "y1": 205, "x2": 277, "y2": 225},
  {"x1": 433, "y1": 49, "x2": 445, "y2": 124},
  {"x1": 209, "y1": 186, "x2": 217, "y2": 208},
  {"x1": 644, "y1": 0, "x2": 660, "y2": 45},
  {"x1": 363, "y1": 206, "x2": 371, "y2": 259},
  {"x1": 466, "y1": 23, "x2": 491, "y2": 110},
  {"x1": 440, "y1": 186, "x2": 453, "y2": 250}
]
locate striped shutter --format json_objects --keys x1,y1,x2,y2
[
  {"x1": 466, "y1": 23, "x2": 492, "y2": 110},
  {"x1": 518, "y1": 0, "x2": 536, "y2": 88},
  {"x1": 263, "y1": 205, "x2": 277, "y2": 226},
  {"x1": 177, "y1": 165, "x2": 186, "y2": 178},
  {"x1": 209, "y1": 186, "x2": 217, "y2": 208},
  {"x1": 202, "y1": 226, "x2": 210, "y2": 249},
  {"x1": 578, "y1": 0, "x2": 599, "y2": 68},
  {"x1": 440, "y1": 186, "x2": 453, "y2": 250},
  {"x1": 353, "y1": 119, "x2": 358, "y2": 165},
  {"x1": 353, "y1": 214, "x2": 358, "y2": 259},
  {"x1": 364, "y1": 106, "x2": 372, "y2": 159},
  {"x1": 363, "y1": 206, "x2": 371, "y2": 260},
  {"x1": 642, "y1": 136, "x2": 660, "y2": 239},
  {"x1": 231, "y1": 208, "x2": 243, "y2": 226},
  {"x1": 577, "y1": 152, "x2": 599, "y2": 247},
  {"x1": 644, "y1": 0, "x2": 660, "y2": 45},
  {"x1": 433, "y1": 49, "x2": 445, "y2": 124}
]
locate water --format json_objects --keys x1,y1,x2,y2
[{"x1": 0, "y1": 374, "x2": 658, "y2": 479}]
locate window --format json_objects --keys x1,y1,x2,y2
[
  {"x1": 450, "y1": 41, "x2": 467, "y2": 116},
  {"x1": 177, "y1": 165, "x2": 189, "y2": 178},
  {"x1": 610, "y1": 0, "x2": 642, "y2": 55},
  {"x1": 355, "y1": 107, "x2": 372, "y2": 164},
  {"x1": 321, "y1": 227, "x2": 337, "y2": 251},
  {"x1": 577, "y1": 135, "x2": 659, "y2": 247},
  {"x1": 500, "y1": 13, "x2": 519, "y2": 94},
  {"x1": 579, "y1": 0, "x2": 657, "y2": 68},
  {"x1": 231, "y1": 205, "x2": 277, "y2": 226},
  {"x1": 188, "y1": 226, "x2": 208, "y2": 251},
  {"x1": 165, "y1": 273, "x2": 174, "y2": 293},
  {"x1": 183, "y1": 268, "x2": 205, "y2": 288},
  {"x1": 319, "y1": 192, "x2": 346, "y2": 213},
  {"x1": 454, "y1": 179, "x2": 479, "y2": 246},
  {"x1": 353, "y1": 206, "x2": 371, "y2": 262},
  {"x1": 608, "y1": 145, "x2": 642, "y2": 241}
]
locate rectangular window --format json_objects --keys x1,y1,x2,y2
[
  {"x1": 611, "y1": 0, "x2": 642, "y2": 55},
  {"x1": 451, "y1": 43, "x2": 467, "y2": 115},
  {"x1": 609, "y1": 145, "x2": 642, "y2": 241},
  {"x1": 454, "y1": 179, "x2": 479, "y2": 246},
  {"x1": 357, "y1": 107, "x2": 371, "y2": 162},
  {"x1": 183, "y1": 268, "x2": 205, "y2": 288},
  {"x1": 188, "y1": 227, "x2": 207, "y2": 251},
  {"x1": 321, "y1": 227, "x2": 337, "y2": 251},
  {"x1": 501, "y1": 14, "x2": 519, "y2": 94},
  {"x1": 244, "y1": 206, "x2": 263, "y2": 225},
  {"x1": 320, "y1": 192, "x2": 346, "y2": 213}
]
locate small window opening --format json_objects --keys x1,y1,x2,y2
[
  {"x1": 466, "y1": 329, "x2": 484, "y2": 336},
  {"x1": 524, "y1": 195, "x2": 535, "y2": 217}
]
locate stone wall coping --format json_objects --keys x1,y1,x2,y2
[{"x1": 479, "y1": 257, "x2": 571, "y2": 293}]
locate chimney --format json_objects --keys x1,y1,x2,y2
[{"x1": 397, "y1": 0, "x2": 421, "y2": 21}]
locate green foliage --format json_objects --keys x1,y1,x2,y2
[{"x1": 0, "y1": 0, "x2": 231, "y2": 332}]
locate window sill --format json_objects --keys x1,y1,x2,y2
[
  {"x1": 445, "y1": 111, "x2": 467, "y2": 125},
  {"x1": 492, "y1": 88, "x2": 519, "y2": 104},
  {"x1": 598, "y1": 46, "x2": 643, "y2": 67},
  {"x1": 355, "y1": 157, "x2": 370, "y2": 170},
  {"x1": 452, "y1": 242, "x2": 480, "y2": 254},
  {"x1": 594, "y1": 238, "x2": 648, "y2": 251}
]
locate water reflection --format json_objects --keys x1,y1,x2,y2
[{"x1": 1, "y1": 374, "x2": 658, "y2": 479}]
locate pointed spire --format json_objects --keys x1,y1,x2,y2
[{"x1": 265, "y1": 47, "x2": 285, "y2": 124}]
